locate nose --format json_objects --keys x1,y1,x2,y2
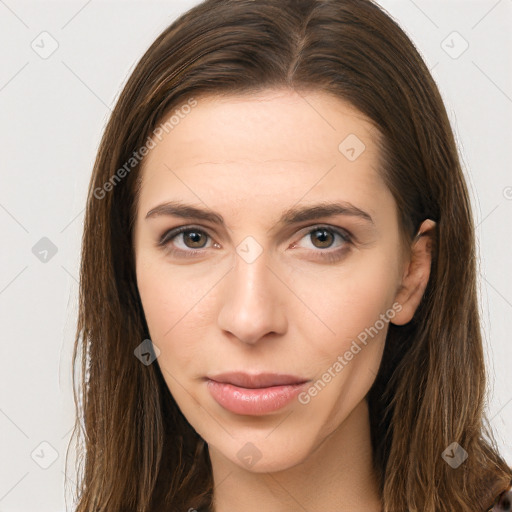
[{"x1": 217, "y1": 249, "x2": 288, "y2": 345}]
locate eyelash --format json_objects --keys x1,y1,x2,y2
[{"x1": 157, "y1": 224, "x2": 353, "y2": 263}]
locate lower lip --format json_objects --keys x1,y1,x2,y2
[{"x1": 206, "y1": 379, "x2": 308, "y2": 415}]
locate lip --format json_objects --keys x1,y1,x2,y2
[
  {"x1": 206, "y1": 371, "x2": 309, "y2": 388},
  {"x1": 205, "y1": 372, "x2": 310, "y2": 415}
]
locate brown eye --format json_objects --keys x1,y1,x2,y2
[
  {"x1": 159, "y1": 227, "x2": 212, "y2": 252},
  {"x1": 310, "y1": 228, "x2": 335, "y2": 249},
  {"x1": 292, "y1": 225, "x2": 352, "y2": 263},
  {"x1": 181, "y1": 230, "x2": 208, "y2": 248}
]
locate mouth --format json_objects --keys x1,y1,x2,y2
[
  {"x1": 206, "y1": 371, "x2": 309, "y2": 389},
  {"x1": 205, "y1": 372, "x2": 311, "y2": 415}
]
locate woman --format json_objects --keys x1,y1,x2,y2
[{"x1": 70, "y1": 0, "x2": 512, "y2": 510}]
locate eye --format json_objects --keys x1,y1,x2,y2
[
  {"x1": 158, "y1": 226, "x2": 216, "y2": 258},
  {"x1": 292, "y1": 225, "x2": 352, "y2": 260},
  {"x1": 173, "y1": 228, "x2": 209, "y2": 249}
]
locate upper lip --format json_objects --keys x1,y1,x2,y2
[{"x1": 207, "y1": 372, "x2": 309, "y2": 389}]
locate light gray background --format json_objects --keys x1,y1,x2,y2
[{"x1": 0, "y1": 1, "x2": 511, "y2": 510}]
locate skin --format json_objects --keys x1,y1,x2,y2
[{"x1": 133, "y1": 89, "x2": 435, "y2": 512}]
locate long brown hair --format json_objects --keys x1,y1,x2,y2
[{"x1": 69, "y1": 0, "x2": 512, "y2": 510}]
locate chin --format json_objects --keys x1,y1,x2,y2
[{"x1": 207, "y1": 429, "x2": 318, "y2": 474}]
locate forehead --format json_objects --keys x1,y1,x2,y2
[
  {"x1": 137, "y1": 89, "x2": 389, "y2": 222},
  {"x1": 146, "y1": 89, "x2": 379, "y2": 168}
]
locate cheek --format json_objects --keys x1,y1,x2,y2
[
  {"x1": 136, "y1": 256, "x2": 220, "y2": 367},
  {"x1": 289, "y1": 248, "x2": 400, "y2": 357},
  {"x1": 292, "y1": 256, "x2": 396, "y2": 422}
]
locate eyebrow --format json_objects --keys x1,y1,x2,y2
[{"x1": 145, "y1": 200, "x2": 374, "y2": 226}]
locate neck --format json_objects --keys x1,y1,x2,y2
[{"x1": 208, "y1": 398, "x2": 382, "y2": 512}]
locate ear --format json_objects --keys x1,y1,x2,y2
[{"x1": 391, "y1": 219, "x2": 436, "y2": 326}]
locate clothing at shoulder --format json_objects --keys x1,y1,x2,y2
[
  {"x1": 194, "y1": 483, "x2": 512, "y2": 512},
  {"x1": 490, "y1": 483, "x2": 512, "y2": 511}
]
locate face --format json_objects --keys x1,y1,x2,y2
[{"x1": 133, "y1": 89, "x2": 424, "y2": 473}]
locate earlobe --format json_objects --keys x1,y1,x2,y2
[{"x1": 391, "y1": 219, "x2": 436, "y2": 326}]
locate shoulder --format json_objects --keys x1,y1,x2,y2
[{"x1": 489, "y1": 482, "x2": 512, "y2": 511}]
